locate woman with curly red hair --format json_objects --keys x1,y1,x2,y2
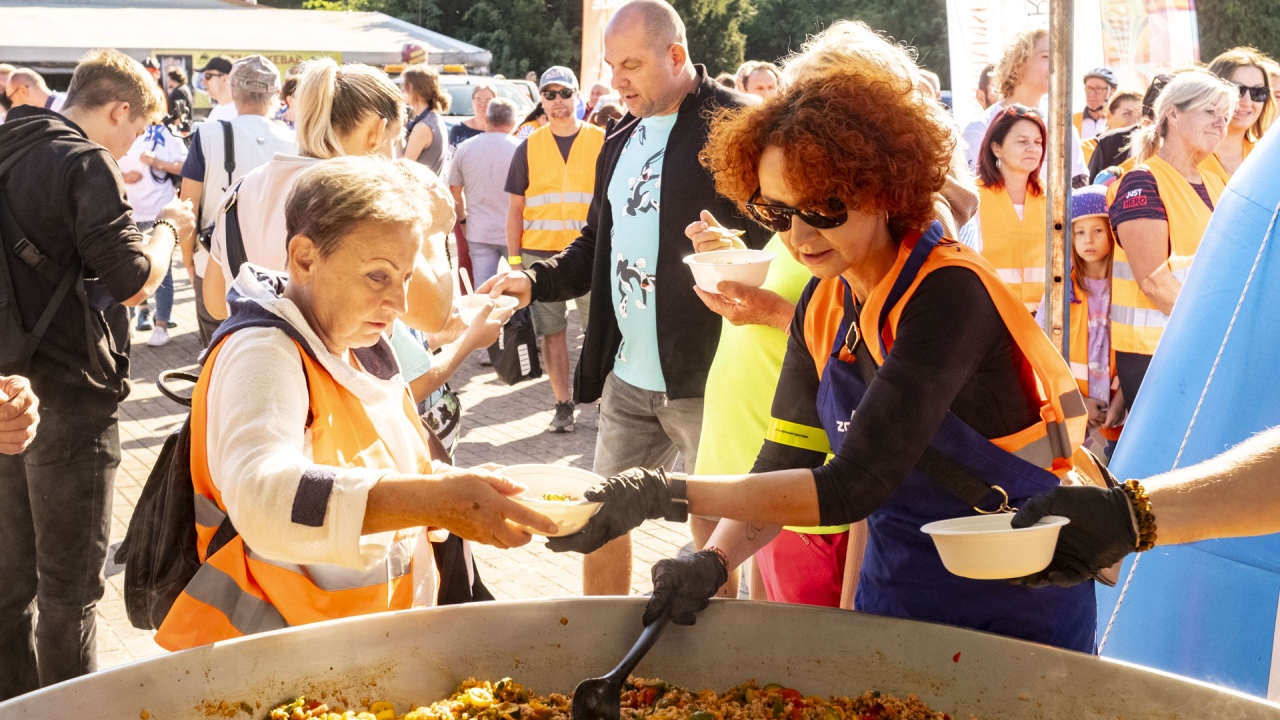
[
  {"x1": 962, "y1": 105, "x2": 1049, "y2": 313},
  {"x1": 550, "y1": 21, "x2": 1097, "y2": 653}
]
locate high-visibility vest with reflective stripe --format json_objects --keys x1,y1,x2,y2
[
  {"x1": 155, "y1": 335, "x2": 431, "y2": 651},
  {"x1": 1111, "y1": 155, "x2": 1224, "y2": 355},
  {"x1": 811, "y1": 237, "x2": 1087, "y2": 474},
  {"x1": 521, "y1": 124, "x2": 605, "y2": 252},
  {"x1": 1198, "y1": 136, "x2": 1254, "y2": 186},
  {"x1": 976, "y1": 182, "x2": 1047, "y2": 313},
  {"x1": 1069, "y1": 278, "x2": 1122, "y2": 442}
]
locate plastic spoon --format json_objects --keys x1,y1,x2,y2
[{"x1": 570, "y1": 605, "x2": 672, "y2": 720}]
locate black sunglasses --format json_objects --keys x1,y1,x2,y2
[
  {"x1": 1236, "y1": 83, "x2": 1270, "y2": 104},
  {"x1": 541, "y1": 88, "x2": 574, "y2": 100},
  {"x1": 203, "y1": 71, "x2": 226, "y2": 81},
  {"x1": 745, "y1": 190, "x2": 848, "y2": 232}
]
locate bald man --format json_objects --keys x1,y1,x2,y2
[
  {"x1": 481, "y1": 0, "x2": 771, "y2": 595},
  {"x1": 5, "y1": 68, "x2": 63, "y2": 113}
]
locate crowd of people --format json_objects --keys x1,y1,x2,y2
[{"x1": 1, "y1": 0, "x2": 1279, "y2": 700}]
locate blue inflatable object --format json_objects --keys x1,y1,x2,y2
[{"x1": 1096, "y1": 130, "x2": 1280, "y2": 698}]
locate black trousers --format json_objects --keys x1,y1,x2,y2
[
  {"x1": 1115, "y1": 351, "x2": 1153, "y2": 413},
  {"x1": 0, "y1": 407, "x2": 119, "y2": 700}
]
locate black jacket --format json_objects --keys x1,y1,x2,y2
[
  {"x1": 0, "y1": 106, "x2": 150, "y2": 414},
  {"x1": 527, "y1": 66, "x2": 770, "y2": 403},
  {"x1": 1087, "y1": 125, "x2": 1136, "y2": 181}
]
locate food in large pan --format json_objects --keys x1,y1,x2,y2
[{"x1": 268, "y1": 677, "x2": 965, "y2": 720}]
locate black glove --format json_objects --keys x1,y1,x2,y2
[
  {"x1": 643, "y1": 550, "x2": 729, "y2": 626},
  {"x1": 1010, "y1": 485, "x2": 1138, "y2": 588},
  {"x1": 545, "y1": 468, "x2": 675, "y2": 554}
]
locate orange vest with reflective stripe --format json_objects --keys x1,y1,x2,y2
[
  {"x1": 803, "y1": 237, "x2": 1086, "y2": 474},
  {"x1": 1069, "y1": 278, "x2": 1122, "y2": 442},
  {"x1": 521, "y1": 124, "x2": 605, "y2": 252},
  {"x1": 1111, "y1": 155, "x2": 1224, "y2": 355},
  {"x1": 154, "y1": 335, "x2": 431, "y2": 651},
  {"x1": 1198, "y1": 136, "x2": 1254, "y2": 186},
  {"x1": 976, "y1": 182, "x2": 1047, "y2": 312}
]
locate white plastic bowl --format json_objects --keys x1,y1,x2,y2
[
  {"x1": 920, "y1": 513, "x2": 1069, "y2": 580},
  {"x1": 455, "y1": 294, "x2": 518, "y2": 326},
  {"x1": 683, "y1": 249, "x2": 775, "y2": 294},
  {"x1": 501, "y1": 464, "x2": 604, "y2": 538}
]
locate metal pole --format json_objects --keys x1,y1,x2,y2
[{"x1": 1046, "y1": 0, "x2": 1074, "y2": 359}]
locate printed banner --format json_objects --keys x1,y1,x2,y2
[
  {"x1": 154, "y1": 49, "x2": 343, "y2": 110},
  {"x1": 946, "y1": 0, "x2": 1198, "y2": 125},
  {"x1": 580, "y1": 0, "x2": 629, "y2": 90}
]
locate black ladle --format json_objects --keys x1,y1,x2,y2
[{"x1": 570, "y1": 606, "x2": 672, "y2": 720}]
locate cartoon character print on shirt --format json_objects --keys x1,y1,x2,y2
[
  {"x1": 616, "y1": 252, "x2": 656, "y2": 320},
  {"x1": 624, "y1": 149, "x2": 664, "y2": 217}
]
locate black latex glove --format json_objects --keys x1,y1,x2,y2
[
  {"x1": 1010, "y1": 486, "x2": 1138, "y2": 588},
  {"x1": 545, "y1": 467, "x2": 673, "y2": 554},
  {"x1": 643, "y1": 550, "x2": 729, "y2": 626}
]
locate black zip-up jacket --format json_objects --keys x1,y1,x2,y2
[{"x1": 526, "y1": 66, "x2": 770, "y2": 403}]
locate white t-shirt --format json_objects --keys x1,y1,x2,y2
[
  {"x1": 120, "y1": 125, "x2": 188, "y2": 223},
  {"x1": 210, "y1": 153, "x2": 318, "y2": 285},
  {"x1": 206, "y1": 101, "x2": 238, "y2": 122}
]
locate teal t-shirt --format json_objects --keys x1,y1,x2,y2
[{"x1": 606, "y1": 112, "x2": 677, "y2": 392}]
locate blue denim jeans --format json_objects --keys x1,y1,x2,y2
[
  {"x1": 467, "y1": 242, "x2": 504, "y2": 288},
  {"x1": 0, "y1": 408, "x2": 119, "y2": 699}
]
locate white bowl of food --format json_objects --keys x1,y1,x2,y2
[
  {"x1": 920, "y1": 513, "x2": 1069, "y2": 580},
  {"x1": 501, "y1": 464, "x2": 605, "y2": 538},
  {"x1": 455, "y1": 294, "x2": 518, "y2": 326},
  {"x1": 683, "y1": 249, "x2": 775, "y2": 294}
]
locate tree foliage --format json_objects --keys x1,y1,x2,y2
[
  {"x1": 1198, "y1": 0, "x2": 1280, "y2": 64},
  {"x1": 669, "y1": 0, "x2": 753, "y2": 75}
]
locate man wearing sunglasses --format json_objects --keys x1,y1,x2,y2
[
  {"x1": 479, "y1": 0, "x2": 769, "y2": 596},
  {"x1": 198, "y1": 56, "x2": 236, "y2": 122},
  {"x1": 504, "y1": 66, "x2": 604, "y2": 435}
]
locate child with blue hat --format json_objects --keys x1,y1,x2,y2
[{"x1": 1070, "y1": 184, "x2": 1124, "y2": 454}]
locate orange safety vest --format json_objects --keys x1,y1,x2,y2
[
  {"x1": 976, "y1": 182, "x2": 1047, "y2": 313},
  {"x1": 155, "y1": 335, "x2": 432, "y2": 650},
  {"x1": 1198, "y1": 136, "x2": 1254, "y2": 186},
  {"x1": 1111, "y1": 155, "x2": 1224, "y2": 355},
  {"x1": 1069, "y1": 277, "x2": 1122, "y2": 442},
  {"x1": 802, "y1": 236, "x2": 1087, "y2": 474},
  {"x1": 1082, "y1": 137, "x2": 1098, "y2": 166},
  {"x1": 520, "y1": 124, "x2": 605, "y2": 252}
]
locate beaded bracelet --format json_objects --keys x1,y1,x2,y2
[
  {"x1": 1119, "y1": 480, "x2": 1157, "y2": 552},
  {"x1": 703, "y1": 545, "x2": 731, "y2": 572}
]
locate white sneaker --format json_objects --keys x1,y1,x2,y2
[{"x1": 147, "y1": 326, "x2": 170, "y2": 347}]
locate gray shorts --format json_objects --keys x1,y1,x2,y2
[
  {"x1": 593, "y1": 372, "x2": 704, "y2": 478},
  {"x1": 523, "y1": 249, "x2": 590, "y2": 336}
]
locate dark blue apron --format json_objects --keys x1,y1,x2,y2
[{"x1": 815, "y1": 229, "x2": 1097, "y2": 653}]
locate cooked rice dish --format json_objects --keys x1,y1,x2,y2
[{"x1": 269, "y1": 677, "x2": 964, "y2": 720}]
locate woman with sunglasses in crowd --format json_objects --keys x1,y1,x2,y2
[
  {"x1": 548, "y1": 21, "x2": 1098, "y2": 653},
  {"x1": 961, "y1": 105, "x2": 1049, "y2": 314},
  {"x1": 1202, "y1": 47, "x2": 1275, "y2": 184}
]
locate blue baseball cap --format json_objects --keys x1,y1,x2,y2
[
  {"x1": 1072, "y1": 185, "x2": 1110, "y2": 221},
  {"x1": 539, "y1": 66, "x2": 578, "y2": 91}
]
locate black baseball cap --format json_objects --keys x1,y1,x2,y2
[{"x1": 198, "y1": 56, "x2": 234, "y2": 75}]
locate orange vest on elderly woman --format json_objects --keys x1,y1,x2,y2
[{"x1": 154, "y1": 335, "x2": 433, "y2": 651}]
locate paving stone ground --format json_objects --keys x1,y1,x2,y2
[{"x1": 98, "y1": 260, "x2": 693, "y2": 670}]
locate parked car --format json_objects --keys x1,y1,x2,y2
[{"x1": 440, "y1": 75, "x2": 536, "y2": 124}]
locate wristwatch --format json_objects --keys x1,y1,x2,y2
[{"x1": 664, "y1": 471, "x2": 689, "y2": 522}]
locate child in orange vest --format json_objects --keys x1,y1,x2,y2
[{"x1": 1070, "y1": 186, "x2": 1125, "y2": 456}]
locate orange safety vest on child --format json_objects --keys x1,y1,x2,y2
[
  {"x1": 1111, "y1": 155, "x2": 1225, "y2": 355},
  {"x1": 803, "y1": 234, "x2": 1087, "y2": 475},
  {"x1": 976, "y1": 182, "x2": 1047, "y2": 313},
  {"x1": 520, "y1": 124, "x2": 605, "y2": 252},
  {"x1": 155, "y1": 335, "x2": 432, "y2": 651},
  {"x1": 1069, "y1": 278, "x2": 1122, "y2": 442}
]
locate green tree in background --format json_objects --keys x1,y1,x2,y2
[
  {"x1": 1198, "y1": 0, "x2": 1280, "y2": 63},
  {"x1": 460, "y1": 0, "x2": 579, "y2": 77},
  {"x1": 669, "y1": 0, "x2": 753, "y2": 75}
]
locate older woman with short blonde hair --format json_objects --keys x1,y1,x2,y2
[{"x1": 157, "y1": 157, "x2": 554, "y2": 651}]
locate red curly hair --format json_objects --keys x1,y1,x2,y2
[{"x1": 701, "y1": 62, "x2": 955, "y2": 239}]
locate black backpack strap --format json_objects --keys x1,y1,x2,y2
[
  {"x1": 222, "y1": 179, "x2": 248, "y2": 278},
  {"x1": 219, "y1": 120, "x2": 235, "y2": 188},
  {"x1": 0, "y1": 192, "x2": 84, "y2": 374}
]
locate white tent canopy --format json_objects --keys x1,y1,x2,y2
[{"x1": 0, "y1": 0, "x2": 491, "y2": 70}]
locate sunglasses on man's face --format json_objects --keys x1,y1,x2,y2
[
  {"x1": 204, "y1": 72, "x2": 226, "y2": 82},
  {"x1": 541, "y1": 88, "x2": 574, "y2": 100},
  {"x1": 745, "y1": 190, "x2": 848, "y2": 232},
  {"x1": 1236, "y1": 83, "x2": 1270, "y2": 104}
]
